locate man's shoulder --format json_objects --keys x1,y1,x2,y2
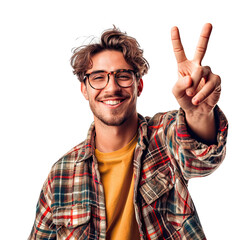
[
  {"x1": 146, "y1": 110, "x2": 178, "y2": 122},
  {"x1": 50, "y1": 139, "x2": 91, "y2": 175},
  {"x1": 142, "y1": 110, "x2": 178, "y2": 131}
]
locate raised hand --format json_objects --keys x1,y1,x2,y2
[
  {"x1": 171, "y1": 23, "x2": 221, "y2": 143},
  {"x1": 171, "y1": 23, "x2": 221, "y2": 116}
]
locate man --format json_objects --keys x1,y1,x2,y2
[{"x1": 29, "y1": 24, "x2": 228, "y2": 240}]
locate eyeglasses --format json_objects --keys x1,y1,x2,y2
[{"x1": 84, "y1": 69, "x2": 137, "y2": 90}]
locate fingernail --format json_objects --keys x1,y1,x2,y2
[
  {"x1": 193, "y1": 97, "x2": 199, "y2": 105},
  {"x1": 187, "y1": 90, "x2": 193, "y2": 96}
]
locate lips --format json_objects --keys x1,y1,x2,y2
[
  {"x1": 102, "y1": 100, "x2": 122, "y2": 106},
  {"x1": 97, "y1": 94, "x2": 128, "y2": 107}
]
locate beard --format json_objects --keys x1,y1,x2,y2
[
  {"x1": 90, "y1": 104, "x2": 131, "y2": 126},
  {"x1": 89, "y1": 93, "x2": 137, "y2": 127},
  {"x1": 97, "y1": 114, "x2": 127, "y2": 127}
]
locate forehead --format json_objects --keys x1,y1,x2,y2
[{"x1": 89, "y1": 50, "x2": 133, "y2": 72}]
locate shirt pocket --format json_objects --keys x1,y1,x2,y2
[
  {"x1": 139, "y1": 162, "x2": 175, "y2": 205},
  {"x1": 139, "y1": 163, "x2": 194, "y2": 232},
  {"x1": 52, "y1": 204, "x2": 91, "y2": 239}
]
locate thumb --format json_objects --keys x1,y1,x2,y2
[{"x1": 172, "y1": 76, "x2": 192, "y2": 99}]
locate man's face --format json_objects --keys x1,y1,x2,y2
[{"x1": 81, "y1": 50, "x2": 143, "y2": 127}]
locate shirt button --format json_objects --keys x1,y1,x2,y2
[{"x1": 100, "y1": 220, "x2": 105, "y2": 229}]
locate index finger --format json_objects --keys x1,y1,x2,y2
[
  {"x1": 171, "y1": 26, "x2": 187, "y2": 63},
  {"x1": 193, "y1": 23, "x2": 213, "y2": 64}
]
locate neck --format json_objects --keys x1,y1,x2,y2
[{"x1": 94, "y1": 114, "x2": 138, "y2": 153}]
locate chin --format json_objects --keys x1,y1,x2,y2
[{"x1": 97, "y1": 116, "x2": 127, "y2": 126}]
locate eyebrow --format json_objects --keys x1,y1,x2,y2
[
  {"x1": 86, "y1": 69, "x2": 134, "y2": 75},
  {"x1": 86, "y1": 70, "x2": 106, "y2": 75}
]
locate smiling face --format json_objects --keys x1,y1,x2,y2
[{"x1": 81, "y1": 50, "x2": 143, "y2": 127}]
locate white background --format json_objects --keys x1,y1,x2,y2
[{"x1": 1, "y1": 0, "x2": 239, "y2": 239}]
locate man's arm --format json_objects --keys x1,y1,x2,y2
[
  {"x1": 163, "y1": 106, "x2": 228, "y2": 180},
  {"x1": 164, "y1": 24, "x2": 228, "y2": 179},
  {"x1": 171, "y1": 23, "x2": 222, "y2": 144},
  {"x1": 28, "y1": 179, "x2": 56, "y2": 240}
]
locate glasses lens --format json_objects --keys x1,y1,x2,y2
[
  {"x1": 89, "y1": 72, "x2": 108, "y2": 89},
  {"x1": 87, "y1": 70, "x2": 136, "y2": 89},
  {"x1": 115, "y1": 70, "x2": 135, "y2": 87}
]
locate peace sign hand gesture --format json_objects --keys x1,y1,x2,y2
[{"x1": 171, "y1": 23, "x2": 221, "y2": 143}]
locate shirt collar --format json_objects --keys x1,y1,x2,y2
[
  {"x1": 136, "y1": 113, "x2": 149, "y2": 150},
  {"x1": 76, "y1": 114, "x2": 149, "y2": 163}
]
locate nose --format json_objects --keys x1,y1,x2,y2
[{"x1": 105, "y1": 73, "x2": 121, "y2": 92}]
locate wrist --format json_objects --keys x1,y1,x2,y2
[
  {"x1": 185, "y1": 108, "x2": 215, "y2": 122},
  {"x1": 185, "y1": 108, "x2": 217, "y2": 144}
]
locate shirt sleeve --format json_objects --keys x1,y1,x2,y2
[
  {"x1": 165, "y1": 105, "x2": 228, "y2": 180},
  {"x1": 28, "y1": 177, "x2": 56, "y2": 240}
]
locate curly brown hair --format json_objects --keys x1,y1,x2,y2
[{"x1": 70, "y1": 27, "x2": 149, "y2": 82}]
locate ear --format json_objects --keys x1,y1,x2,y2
[
  {"x1": 81, "y1": 82, "x2": 89, "y2": 100},
  {"x1": 137, "y1": 78, "x2": 143, "y2": 97}
]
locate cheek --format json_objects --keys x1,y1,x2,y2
[
  {"x1": 127, "y1": 88, "x2": 138, "y2": 106},
  {"x1": 132, "y1": 85, "x2": 139, "y2": 99},
  {"x1": 82, "y1": 85, "x2": 101, "y2": 102},
  {"x1": 88, "y1": 90, "x2": 102, "y2": 105}
]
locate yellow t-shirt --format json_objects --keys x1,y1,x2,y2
[{"x1": 95, "y1": 135, "x2": 140, "y2": 240}]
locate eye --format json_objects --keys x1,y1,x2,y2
[
  {"x1": 116, "y1": 72, "x2": 132, "y2": 80},
  {"x1": 90, "y1": 73, "x2": 106, "y2": 81}
]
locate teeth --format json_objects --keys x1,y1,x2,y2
[{"x1": 104, "y1": 100, "x2": 121, "y2": 105}]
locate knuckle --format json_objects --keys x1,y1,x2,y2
[
  {"x1": 174, "y1": 47, "x2": 184, "y2": 53},
  {"x1": 205, "y1": 66, "x2": 211, "y2": 71},
  {"x1": 203, "y1": 66, "x2": 211, "y2": 75},
  {"x1": 212, "y1": 74, "x2": 221, "y2": 86},
  {"x1": 196, "y1": 46, "x2": 205, "y2": 53},
  {"x1": 216, "y1": 75, "x2": 221, "y2": 84}
]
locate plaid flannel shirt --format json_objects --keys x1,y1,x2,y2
[{"x1": 29, "y1": 106, "x2": 228, "y2": 240}]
